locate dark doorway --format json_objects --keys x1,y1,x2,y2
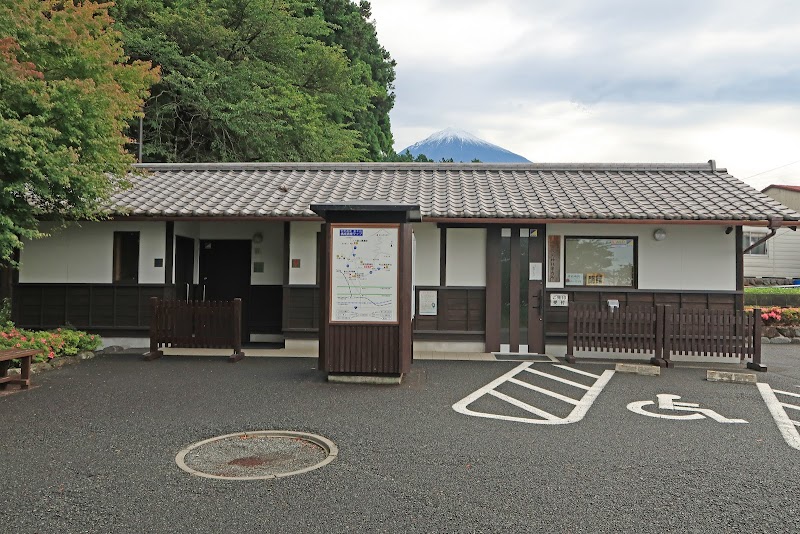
[
  {"x1": 199, "y1": 240, "x2": 251, "y2": 342},
  {"x1": 500, "y1": 226, "x2": 546, "y2": 354},
  {"x1": 175, "y1": 236, "x2": 195, "y2": 301}
]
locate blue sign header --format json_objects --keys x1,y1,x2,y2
[{"x1": 339, "y1": 229, "x2": 363, "y2": 236}]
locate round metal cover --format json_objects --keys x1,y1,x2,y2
[{"x1": 175, "y1": 431, "x2": 338, "y2": 480}]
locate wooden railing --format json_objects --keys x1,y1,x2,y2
[
  {"x1": 145, "y1": 297, "x2": 244, "y2": 362},
  {"x1": 566, "y1": 304, "x2": 764, "y2": 371}
]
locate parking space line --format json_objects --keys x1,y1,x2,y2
[
  {"x1": 757, "y1": 383, "x2": 800, "y2": 451},
  {"x1": 508, "y1": 377, "x2": 580, "y2": 405},
  {"x1": 487, "y1": 390, "x2": 560, "y2": 421},
  {"x1": 780, "y1": 403, "x2": 800, "y2": 412},
  {"x1": 774, "y1": 389, "x2": 800, "y2": 399},
  {"x1": 524, "y1": 368, "x2": 592, "y2": 390},
  {"x1": 452, "y1": 363, "x2": 615, "y2": 425},
  {"x1": 552, "y1": 365, "x2": 601, "y2": 379}
]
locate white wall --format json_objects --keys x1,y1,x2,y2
[
  {"x1": 446, "y1": 228, "x2": 486, "y2": 286},
  {"x1": 743, "y1": 226, "x2": 800, "y2": 279},
  {"x1": 412, "y1": 223, "x2": 440, "y2": 286},
  {"x1": 20, "y1": 221, "x2": 166, "y2": 283},
  {"x1": 546, "y1": 223, "x2": 736, "y2": 291},
  {"x1": 289, "y1": 221, "x2": 322, "y2": 285}
]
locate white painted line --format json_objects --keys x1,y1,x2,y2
[
  {"x1": 452, "y1": 364, "x2": 615, "y2": 425},
  {"x1": 507, "y1": 377, "x2": 580, "y2": 405},
  {"x1": 487, "y1": 390, "x2": 559, "y2": 421},
  {"x1": 524, "y1": 368, "x2": 592, "y2": 390},
  {"x1": 552, "y1": 364, "x2": 601, "y2": 379},
  {"x1": 780, "y1": 402, "x2": 800, "y2": 412},
  {"x1": 757, "y1": 383, "x2": 800, "y2": 451},
  {"x1": 773, "y1": 389, "x2": 800, "y2": 399}
]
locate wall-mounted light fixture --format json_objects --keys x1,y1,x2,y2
[
  {"x1": 252, "y1": 232, "x2": 263, "y2": 244},
  {"x1": 653, "y1": 228, "x2": 667, "y2": 241}
]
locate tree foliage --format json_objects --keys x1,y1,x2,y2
[
  {"x1": 315, "y1": 0, "x2": 395, "y2": 160},
  {"x1": 0, "y1": 0, "x2": 158, "y2": 262},
  {"x1": 113, "y1": 0, "x2": 393, "y2": 163}
]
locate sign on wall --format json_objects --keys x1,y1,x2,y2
[
  {"x1": 548, "y1": 235, "x2": 561, "y2": 283},
  {"x1": 419, "y1": 290, "x2": 438, "y2": 316},
  {"x1": 331, "y1": 225, "x2": 398, "y2": 322},
  {"x1": 550, "y1": 293, "x2": 568, "y2": 307}
]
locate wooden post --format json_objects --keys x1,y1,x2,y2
[
  {"x1": 651, "y1": 304, "x2": 670, "y2": 368},
  {"x1": 747, "y1": 308, "x2": 766, "y2": 371},
  {"x1": 229, "y1": 297, "x2": 245, "y2": 362},
  {"x1": 144, "y1": 297, "x2": 163, "y2": 360},
  {"x1": 565, "y1": 303, "x2": 576, "y2": 364}
]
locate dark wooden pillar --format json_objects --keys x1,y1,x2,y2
[
  {"x1": 165, "y1": 221, "x2": 175, "y2": 299},
  {"x1": 485, "y1": 226, "x2": 501, "y2": 352},
  {"x1": 735, "y1": 226, "x2": 743, "y2": 311}
]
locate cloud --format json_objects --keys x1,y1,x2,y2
[{"x1": 368, "y1": 0, "x2": 800, "y2": 187}]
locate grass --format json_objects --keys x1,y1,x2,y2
[{"x1": 745, "y1": 286, "x2": 800, "y2": 294}]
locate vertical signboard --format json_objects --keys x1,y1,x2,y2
[{"x1": 330, "y1": 224, "x2": 399, "y2": 323}]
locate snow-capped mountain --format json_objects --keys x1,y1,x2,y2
[{"x1": 401, "y1": 127, "x2": 530, "y2": 163}]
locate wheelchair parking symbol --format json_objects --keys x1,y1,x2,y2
[{"x1": 627, "y1": 394, "x2": 748, "y2": 423}]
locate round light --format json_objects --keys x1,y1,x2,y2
[
  {"x1": 252, "y1": 232, "x2": 263, "y2": 244},
  {"x1": 653, "y1": 228, "x2": 666, "y2": 241}
]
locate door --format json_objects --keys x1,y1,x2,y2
[
  {"x1": 499, "y1": 227, "x2": 545, "y2": 354},
  {"x1": 199, "y1": 240, "x2": 251, "y2": 342},
  {"x1": 174, "y1": 236, "x2": 195, "y2": 301}
]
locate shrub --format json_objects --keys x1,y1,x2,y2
[{"x1": 0, "y1": 326, "x2": 101, "y2": 364}]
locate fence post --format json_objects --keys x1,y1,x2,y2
[
  {"x1": 144, "y1": 297, "x2": 164, "y2": 361},
  {"x1": 747, "y1": 308, "x2": 766, "y2": 372},
  {"x1": 565, "y1": 303, "x2": 576, "y2": 364},
  {"x1": 650, "y1": 304, "x2": 668, "y2": 367},
  {"x1": 229, "y1": 298, "x2": 245, "y2": 362}
]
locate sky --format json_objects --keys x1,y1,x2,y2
[{"x1": 367, "y1": 0, "x2": 800, "y2": 190}]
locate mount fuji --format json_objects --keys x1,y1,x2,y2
[{"x1": 401, "y1": 127, "x2": 530, "y2": 163}]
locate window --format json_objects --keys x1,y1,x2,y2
[
  {"x1": 113, "y1": 231, "x2": 140, "y2": 283},
  {"x1": 743, "y1": 232, "x2": 768, "y2": 255},
  {"x1": 564, "y1": 237, "x2": 636, "y2": 287}
]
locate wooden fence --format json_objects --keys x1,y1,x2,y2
[
  {"x1": 145, "y1": 297, "x2": 244, "y2": 362},
  {"x1": 566, "y1": 304, "x2": 764, "y2": 370}
]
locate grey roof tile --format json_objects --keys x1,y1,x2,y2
[{"x1": 110, "y1": 162, "x2": 800, "y2": 222}]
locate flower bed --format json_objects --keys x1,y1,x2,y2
[
  {"x1": 745, "y1": 306, "x2": 800, "y2": 344},
  {"x1": 0, "y1": 326, "x2": 101, "y2": 365}
]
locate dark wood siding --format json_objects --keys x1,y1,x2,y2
[
  {"x1": 13, "y1": 283, "x2": 170, "y2": 330},
  {"x1": 413, "y1": 286, "x2": 485, "y2": 339},
  {"x1": 545, "y1": 289, "x2": 739, "y2": 336},
  {"x1": 283, "y1": 285, "x2": 320, "y2": 333}
]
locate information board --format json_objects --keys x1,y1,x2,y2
[
  {"x1": 331, "y1": 226, "x2": 398, "y2": 322},
  {"x1": 418, "y1": 290, "x2": 438, "y2": 316}
]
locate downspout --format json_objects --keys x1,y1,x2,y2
[{"x1": 743, "y1": 216, "x2": 784, "y2": 254}]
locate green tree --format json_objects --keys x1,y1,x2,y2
[
  {"x1": 114, "y1": 0, "x2": 372, "y2": 163},
  {"x1": 0, "y1": 0, "x2": 158, "y2": 262},
  {"x1": 314, "y1": 0, "x2": 396, "y2": 160}
]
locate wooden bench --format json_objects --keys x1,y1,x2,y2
[{"x1": 0, "y1": 349, "x2": 43, "y2": 390}]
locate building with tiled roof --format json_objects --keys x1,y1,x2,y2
[
  {"x1": 745, "y1": 184, "x2": 800, "y2": 283},
  {"x1": 11, "y1": 161, "x2": 800, "y2": 357}
]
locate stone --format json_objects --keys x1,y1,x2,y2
[
  {"x1": 777, "y1": 327, "x2": 796, "y2": 338},
  {"x1": 707, "y1": 370, "x2": 758, "y2": 383},
  {"x1": 792, "y1": 338, "x2": 800, "y2": 344},
  {"x1": 771, "y1": 336, "x2": 791, "y2": 344},
  {"x1": 793, "y1": 328, "x2": 800, "y2": 338},
  {"x1": 77, "y1": 351, "x2": 95, "y2": 360},
  {"x1": 100, "y1": 345, "x2": 124, "y2": 354},
  {"x1": 614, "y1": 363, "x2": 660, "y2": 376},
  {"x1": 763, "y1": 326, "x2": 779, "y2": 338},
  {"x1": 761, "y1": 337, "x2": 771, "y2": 344}
]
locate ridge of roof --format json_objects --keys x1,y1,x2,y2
[{"x1": 132, "y1": 161, "x2": 724, "y2": 172}]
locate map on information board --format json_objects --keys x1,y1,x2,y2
[{"x1": 331, "y1": 226, "x2": 398, "y2": 322}]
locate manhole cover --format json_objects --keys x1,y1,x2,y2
[{"x1": 176, "y1": 431, "x2": 338, "y2": 480}]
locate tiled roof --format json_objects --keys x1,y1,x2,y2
[{"x1": 109, "y1": 162, "x2": 800, "y2": 222}]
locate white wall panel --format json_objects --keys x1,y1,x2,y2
[
  {"x1": 412, "y1": 223, "x2": 440, "y2": 286},
  {"x1": 19, "y1": 221, "x2": 166, "y2": 283},
  {"x1": 446, "y1": 228, "x2": 486, "y2": 286},
  {"x1": 289, "y1": 221, "x2": 322, "y2": 285},
  {"x1": 546, "y1": 223, "x2": 736, "y2": 291},
  {"x1": 743, "y1": 226, "x2": 800, "y2": 279}
]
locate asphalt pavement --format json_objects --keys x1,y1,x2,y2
[{"x1": 1, "y1": 347, "x2": 799, "y2": 533}]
